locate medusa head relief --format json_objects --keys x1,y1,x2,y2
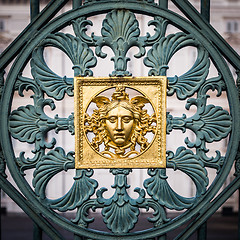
[
  {"x1": 85, "y1": 85, "x2": 156, "y2": 158},
  {"x1": 74, "y1": 77, "x2": 167, "y2": 169}
]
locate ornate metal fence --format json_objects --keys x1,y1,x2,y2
[{"x1": 0, "y1": 0, "x2": 240, "y2": 239}]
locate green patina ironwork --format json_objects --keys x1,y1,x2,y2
[{"x1": 0, "y1": 0, "x2": 240, "y2": 239}]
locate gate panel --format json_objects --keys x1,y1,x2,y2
[{"x1": 0, "y1": 1, "x2": 240, "y2": 239}]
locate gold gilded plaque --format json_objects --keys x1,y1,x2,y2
[{"x1": 74, "y1": 77, "x2": 167, "y2": 169}]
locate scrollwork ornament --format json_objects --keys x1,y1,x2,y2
[
  {"x1": 14, "y1": 75, "x2": 44, "y2": 105},
  {"x1": 143, "y1": 16, "x2": 168, "y2": 46},
  {"x1": 166, "y1": 112, "x2": 187, "y2": 134},
  {"x1": 139, "y1": 198, "x2": 170, "y2": 227},
  {"x1": 72, "y1": 17, "x2": 95, "y2": 45},
  {"x1": 198, "y1": 74, "x2": 226, "y2": 98},
  {"x1": 73, "y1": 199, "x2": 98, "y2": 227}
]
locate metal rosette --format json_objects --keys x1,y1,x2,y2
[{"x1": 0, "y1": 1, "x2": 239, "y2": 239}]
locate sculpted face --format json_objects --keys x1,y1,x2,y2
[{"x1": 105, "y1": 106, "x2": 134, "y2": 146}]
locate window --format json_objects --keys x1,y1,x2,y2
[
  {"x1": 0, "y1": 19, "x2": 4, "y2": 32},
  {"x1": 226, "y1": 20, "x2": 239, "y2": 33}
]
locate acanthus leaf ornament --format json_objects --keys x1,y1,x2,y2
[
  {"x1": 144, "y1": 168, "x2": 194, "y2": 210},
  {"x1": 74, "y1": 170, "x2": 170, "y2": 231},
  {"x1": 167, "y1": 147, "x2": 208, "y2": 196},
  {"x1": 9, "y1": 104, "x2": 57, "y2": 147},
  {"x1": 39, "y1": 32, "x2": 97, "y2": 77},
  {"x1": 31, "y1": 32, "x2": 97, "y2": 100},
  {"x1": 31, "y1": 47, "x2": 74, "y2": 101},
  {"x1": 144, "y1": 32, "x2": 196, "y2": 76},
  {"x1": 73, "y1": 12, "x2": 166, "y2": 77},
  {"x1": 168, "y1": 47, "x2": 210, "y2": 100},
  {"x1": 33, "y1": 147, "x2": 75, "y2": 199},
  {"x1": 49, "y1": 169, "x2": 98, "y2": 211},
  {"x1": 166, "y1": 102, "x2": 232, "y2": 147}
]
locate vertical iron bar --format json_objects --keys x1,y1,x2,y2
[
  {"x1": 30, "y1": 2, "x2": 41, "y2": 233},
  {"x1": 197, "y1": 221, "x2": 207, "y2": 240},
  {"x1": 0, "y1": 188, "x2": 1, "y2": 240},
  {"x1": 73, "y1": 0, "x2": 82, "y2": 9},
  {"x1": 0, "y1": 71, "x2": 5, "y2": 240},
  {"x1": 237, "y1": 72, "x2": 240, "y2": 240},
  {"x1": 238, "y1": 187, "x2": 240, "y2": 239},
  {"x1": 30, "y1": 0, "x2": 40, "y2": 22},
  {"x1": 201, "y1": 0, "x2": 210, "y2": 22},
  {"x1": 33, "y1": 223, "x2": 42, "y2": 240},
  {"x1": 159, "y1": 0, "x2": 168, "y2": 8}
]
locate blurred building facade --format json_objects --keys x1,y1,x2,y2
[{"x1": 0, "y1": 0, "x2": 239, "y2": 213}]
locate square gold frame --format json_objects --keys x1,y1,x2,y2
[{"x1": 74, "y1": 76, "x2": 167, "y2": 169}]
